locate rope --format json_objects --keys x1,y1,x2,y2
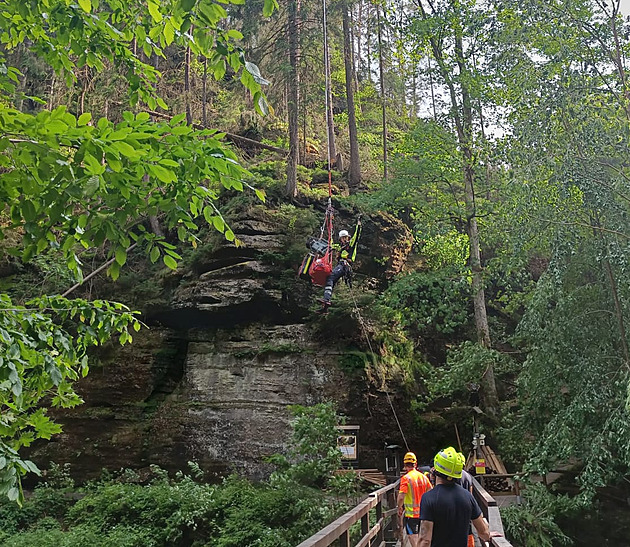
[
  {"x1": 323, "y1": 0, "x2": 331, "y2": 173},
  {"x1": 347, "y1": 285, "x2": 410, "y2": 452}
]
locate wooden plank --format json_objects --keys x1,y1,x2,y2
[
  {"x1": 296, "y1": 497, "x2": 376, "y2": 547},
  {"x1": 488, "y1": 507, "x2": 505, "y2": 536},
  {"x1": 355, "y1": 518, "x2": 384, "y2": 547}
]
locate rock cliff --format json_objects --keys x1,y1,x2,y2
[{"x1": 28, "y1": 201, "x2": 416, "y2": 482}]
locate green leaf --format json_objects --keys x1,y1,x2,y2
[
  {"x1": 262, "y1": 0, "x2": 278, "y2": 17},
  {"x1": 84, "y1": 175, "x2": 100, "y2": 196},
  {"x1": 225, "y1": 230, "x2": 235, "y2": 242},
  {"x1": 212, "y1": 216, "x2": 225, "y2": 232},
  {"x1": 163, "y1": 255, "x2": 178, "y2": 270},
  {"x1": 114, "y1": 141, "x2": 141, "y2": 158},
  {"x1": 255, "y1": 188, "x2": 266, "y2": 202},
  {"x1": 150, "y1": 246, "x2": 160, "y2": 263},
  {"x1": 21, "y1": 200, "x2": 36, "y2": 222},
  {"x1": 148, "y1": 163, "x2": 176, "y2": 183},
  {"x1": 78, "y1": 112, "x2": 92, "y2": 126},
  {"x1": 78, "y1": 0, "x2": 91, "y2": 12},
  {"x1": 115, "y1": 247, "x2": 127, "y2": 266},
  {"x1": 148, "y1": 0, "x2": 162, "y2": 22},
  {"x1": 245, "y1": 61, "x2": 270, "y2": 86},
  {"x1": 108, "y1": 261, "x2": 120, "y2": 281},
  {"x1": 164, "y1": 20, "x2": 175, "y2": 46}
]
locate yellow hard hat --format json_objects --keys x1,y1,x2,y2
[
  {"x1": 434, "y1": 447, "x2": 463, "y2": 479},
  {"x1": 403, "y1": 452, "x2": 417, "y2": 464}
]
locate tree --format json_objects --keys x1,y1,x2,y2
[
  {"x1": 409, "y1": 0, "x2": 499, "y2": 416},
  {"x1": 342, "y1": 0, "x2": 362, "y2": 188},
  {"x1": 286, "y1": 0, "x2": 301, "y2": 197},
  {"x1": 490, "y1": 0, "x2": 630, "y2": 494},
  {"x1": 0, "y1": 0, "x2": 275, "y2": 502}
]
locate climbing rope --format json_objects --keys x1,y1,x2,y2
[
  {"x1": 323, "y1": 0, "x2": 331, "y2": 174},
  {"x1": 348, "y1": 285, "x2": 410, "y2": 452}
]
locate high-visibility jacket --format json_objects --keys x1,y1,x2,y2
[
  {"x1": 332, "y1": 222, "x2": 362, "y2": 263},
  {"x1": 399, "y1": 468, "x2": 432, "y2": 518}
]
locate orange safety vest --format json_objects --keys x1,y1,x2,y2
[{"x1": 399, "y1": 468, "x2": 432, "y2": 518}]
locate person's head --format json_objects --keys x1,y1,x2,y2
[
  {"x1": 433, "y1": 446, "x2": 463, "y2": 482},
  {"x1": 403, "y1": 451, "x2": 417, "y2": 470},
  {"x1": 338, "y1": 229, "x2": 350, "y2": 244}
]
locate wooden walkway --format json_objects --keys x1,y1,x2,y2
[{"x1": 297, "y1": 477, "x2": 514, "y2": 547}]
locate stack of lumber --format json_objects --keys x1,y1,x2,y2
[
  {"x1": 335, "y1": 468, "x2": 387, "y2": 487},
  {"x1": 356, "y1": 468, "x2": 387, "y2": 486}
]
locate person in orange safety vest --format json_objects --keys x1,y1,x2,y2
[{"x1": 397, "y1": 451, "x2": 433, "y2": 547}]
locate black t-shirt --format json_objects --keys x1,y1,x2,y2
[
  {"x1": 456, "y1": 470, "x2": 474, "y2": 493},
  {"x1": 419, "y1": 483, "x2": 482, "y2": 547}
]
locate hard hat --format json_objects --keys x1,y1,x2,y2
[
  {"x1": 457, "y1": 452, "x2": 466, "y2": 467},
  {"x1": 339, "y1": 229, "x2": 350, "y2": 238},
  {"x1": 403, "y1": 452, "x2": 417, "y2": 465},
  {"x1": 434, "y1": 447, "x2": 463, "y2": 479}
]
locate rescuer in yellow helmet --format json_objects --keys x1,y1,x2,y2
[
  {"x1": 397, "y1": 451, "x2": 432, "y2": 547},
  {"x1": 418, "y1": 447, "x2": 492, "y2": 547}
]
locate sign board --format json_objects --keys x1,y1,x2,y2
[
  {"x1": 337, "y1": 435, "x2": 357, "y2": 460},
  {"x1": 337, "y1": 425, "x2": 360, "y2": 461},
  {"x1": 474, "y1": 458, "x2": 486, "y2": 475}
]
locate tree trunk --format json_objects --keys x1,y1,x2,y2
[
  {"x1": 343, "y1": 0, "x2": 361, "y2": 188},
  {"x1": 418, "y1": 0, "x2": 499, "y2": 416},
  {"x1": 323, "y1": 0, "x2": 337, "y2": 165},
  {"x1": 377, "y1": 4, "x2": 388, "y2": 182},
  {"x1": 184, "y1": 42, "x2": 193, "y2": 125},
  {"x1": 286, "y1": 0, "x2": 300, "y2": 197},
  {"x1": 202, "y1": 57, "x2": 208, "y2": 127},
  {"x1": 365, "y1": 1, "x2": 372, "y2": 83},
  {"x1": 356, "y1": 1, "x2": 363, "y2": 78},
  {"x1": 350, "y1": 6, "x2": 359, "y2": 92},
  {"x1": 454, "y1": 31, "x2": 498, "y2": 418},
  {"x1": 592, "y1": 215, "x2": 630, "y2": 371}
]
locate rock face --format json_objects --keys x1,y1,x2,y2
[{"x1": 28, "y1": 202, "x2": 415, "y2": 482}]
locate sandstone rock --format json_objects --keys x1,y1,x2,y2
[{"x1": 27, "y1": 204, "x2": 417, "y2": 484}]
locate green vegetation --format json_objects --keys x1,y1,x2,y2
[
  {"x1": 0, "y1": 404, "x2": 350, "y2": 546},
  {"x1": 2, "y1": 0, "x2": 630, "y2": 543}
]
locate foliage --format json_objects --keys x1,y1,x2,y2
[
  {"x1": 0, "y1": 295, "x2": 140, "y2": 504},
  {"x1": 378, "y1": 271, "x2": 471, "y2": 336},
  {"x1": 427, "y1": 341, "x2": 513, "y2": 405},
  {"x1": 501, "y1": 483, "x2": 581, "y2": 547},
  {"x1": 269, "y1": 402, "x2": 343, "y2": 488},
  {"x1": 0, "y1": 0, "x2": 278, "y2": 502},
  {"x1": 0, "y1": 464, "x2": 337, "y2": 547}
]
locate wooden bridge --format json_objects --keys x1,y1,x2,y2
[{"x1": 296, "y1": 476, "x2": 513, "y2": 547}]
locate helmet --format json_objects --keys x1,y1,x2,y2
[
  {"x1": 457, "y1": 452, "x2": 466, "y2": 467},
  {"x1": 434, "y1": 447, "x2": 463, "y2": 479},
  {"x1": 403, "y1": 452, "x2": 417, "y2": 465},
  {"x1": 339, "y1": 229, "x2": 350, "y2": 239}
]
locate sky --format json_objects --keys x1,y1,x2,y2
[{"x1": 621, "y1": 0, "x2": 630, "y2": 14}]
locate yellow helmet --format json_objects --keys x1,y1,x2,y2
[
  {"x1": 434, "y1": 447, "x2": 463, "y2": 479},
  {"x1": 403, "y1": 452, "x2": 417, "y2": 465}
]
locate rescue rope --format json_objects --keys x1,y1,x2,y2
[
  {"x1": 323, "y1": 0, "x2": 331, "y2": 175},
  {"x1": 348, "y1": 285, "x2": 410, "y2": 452}
]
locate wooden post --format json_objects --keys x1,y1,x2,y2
[{"x1": 376, "y1": 498, "x2": 384, "y2": 544}]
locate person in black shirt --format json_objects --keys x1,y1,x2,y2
[{"x1": 419, "y1": 447, "x2": 491, "y2": 547}]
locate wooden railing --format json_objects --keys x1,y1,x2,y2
[
  {"x1": 296, "y1": 480, "x2": 400, "y2": 547},
  {"x1": 297, "y1": 476, "x2": 514, "y2": 547},
  {"x1": 472, "y1": 478, "x2": 514, "y2": 547}
]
